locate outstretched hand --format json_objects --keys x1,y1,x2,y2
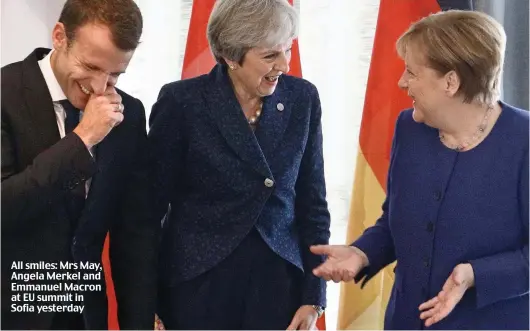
[
  {"x1": 311, "y1": 245, "x2": 369, "y2": 283},
  {"x1": 419, "y1": 263, "x2": 475, "y2": 327}
]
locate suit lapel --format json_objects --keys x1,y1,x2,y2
[
  {"x1": 202, "y1": 65, "x2": 272, "y2": 177},
  {"x1": 22, "y1": 49, "x2": 118, "y2": 230},
  {"x1": 254, "y1": 77, "x2": 292, "y2": 164},
  {"x1": 21, "y1": 48, "x2": 62, "y2": 159}
]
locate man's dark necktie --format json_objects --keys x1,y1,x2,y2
[
  {"x1": 59, "y1": 100, "x2": 86, "y2": 223},
  {"x1": 61, "y1": 99, "x2": 81, "y2": 134}
]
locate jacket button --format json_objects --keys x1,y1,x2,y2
[
  {"x1": 434, "y1": 191, "x2": 442, "y2": 201},
  {"x1": 264, "y1": 178, "x2": 274, "y2": 188}
]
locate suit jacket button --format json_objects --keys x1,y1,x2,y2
[
  {"x1": 277, "y1": 103, "x2": 284, "y2": 111},
  {"x1": 264, "y1": 178, "x2": 274, "y2": 188}
]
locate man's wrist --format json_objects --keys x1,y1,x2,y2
[{"x1": 73, "y1": 127, "x2": 95, "y2": 150}]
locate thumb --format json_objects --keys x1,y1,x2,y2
[
  {"x1": 310, "y1": 245, "x2": 333, "y2": 256},
  {"x1": 104, "y1": 85, "x2": 117, "y2": 95}
]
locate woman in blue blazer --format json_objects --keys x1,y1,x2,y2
[
  {"x1": 312, "y1": 10, "x2": 528, "y2": 330},
  {"x1": 149, "y1": 0, "x2": 330, "y2": 329}
]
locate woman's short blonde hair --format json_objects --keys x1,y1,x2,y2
[
  {"x1": 207, "y1": 0, "x2": 299, "y2": 65},
  {"x1": 397, "y1": 10, "x2": 506, "y2": 104}
]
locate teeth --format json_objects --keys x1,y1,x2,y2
[
  {"x1": 79, "y1": 84, "x2": 91, "y2": 95},
  {"x1": 265, "y1": 76, "x2": 278, "y2": 82}
]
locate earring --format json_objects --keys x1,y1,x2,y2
[{"x1": 229, "y1": 64, "x2": 235, "y2": 70}]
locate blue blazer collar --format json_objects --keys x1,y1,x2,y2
[{"x1": 203, "y1": 64, "x2": 293, "y2": 177}]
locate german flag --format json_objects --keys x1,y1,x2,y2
[{"x1": 337, "y1": 0, "x2": 472, "y2": 329}]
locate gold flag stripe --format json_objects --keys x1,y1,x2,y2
[{"x1": 337, "y1": 150, "x2": 395, "y2": 330}]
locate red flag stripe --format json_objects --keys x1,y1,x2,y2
[{"x1": 358, "y1": 0, "x2": 441, "y2": 190}]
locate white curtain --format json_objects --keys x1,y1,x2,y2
[{"x1": 297, "y1": 1, "x2": 379, "y2": 329}]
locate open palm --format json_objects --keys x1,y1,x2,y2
[
  {"x1": 419, "y1": 264, "x2": 475, "y2": 327},
  {"x1": 310, "y1": 245, "x2": 367, "y2": 283}
]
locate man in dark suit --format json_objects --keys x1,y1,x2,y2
[{"x1": 1, "y1": 0, "x2": 158, "y2": 329}]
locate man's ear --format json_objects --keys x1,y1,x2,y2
[{"x1": 52, "y1": 22, "x2": 68, "y2": 50}]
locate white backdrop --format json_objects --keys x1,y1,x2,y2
[{"x1": 1, "y1": 1, "x2": 379, "y2": 329}]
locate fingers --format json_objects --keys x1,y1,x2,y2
[
  {"x1": 419, "y1": 290, "x2": 461, "y2": 327},
  {"x1": 313, "y1": 260, "x2": 359, "y2": 283},
  {"x1": 300, "y1": 320, "x2": 316, "y2": 331},
  {"x1": 425, "y1": 315, "x2": 440, "y2": 328},
  {"x1": 310, "y1": 245, "x2": 332, "y2": 256},
  {"x1": 92, "y1": 86, "x2": 121, "y2": 104},
  {"x1": 418, "y1": 268, "x2": 471, "y2": 327},
  {"x1": 313, "y1": 262, "x2": 333, "y2": 280},
  {"x1": 419, "y1": 306, "x2": 438, "y2": 320},
  {"x1": 113, "y1": 103, "x2": 125, "y2": 113},
  {"x1": 424, "y1": 304, "x2": 450, "y2": 327},
  {"x1": 314, "y1": 264, "x2": 353, "y2": 283},
  {"x1": 342, "y1": 268, "x2": 357, "y2": 282},
  {"x1": 331, "y1": 273, "x2": 342, "y2": 283},
  {"x1": 104, "y1": 86, "x2": 117, "y2": 95},
  {"x1": 108, "y1": 111, "x2": 124, "y2": 127},
  {"x1": 287, "y1": 307, "x2": 317, "y2": 331},
  {"x1": 286, "y1": 316, "x2": 300, "y2": 331},
  {"x1": 313, "y1": 260, "x2": 341, "y2": 281},
  {"x1": 419, "y1": 296, "x2": 439, "y2": 311},
  {"x1": 105, "y1": 93, "x2": 122, "y2": 105}
]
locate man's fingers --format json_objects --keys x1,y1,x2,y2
[
  {"x1": 105, "y1": 93, "x2": 122, "y2": 105},
  {"x1": 113, "y1": 103, "x2": 125, "y2": 113},
  {"x1": 104, "y1": 86, "x2": 118, "y2": 95},
  {"x1": 108, "y1": 112, "x2": 124, "y2": 127}
]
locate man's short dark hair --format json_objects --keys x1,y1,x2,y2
[{"x1": 58, "y1": 0, "x2": 143, "y2": 51}]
